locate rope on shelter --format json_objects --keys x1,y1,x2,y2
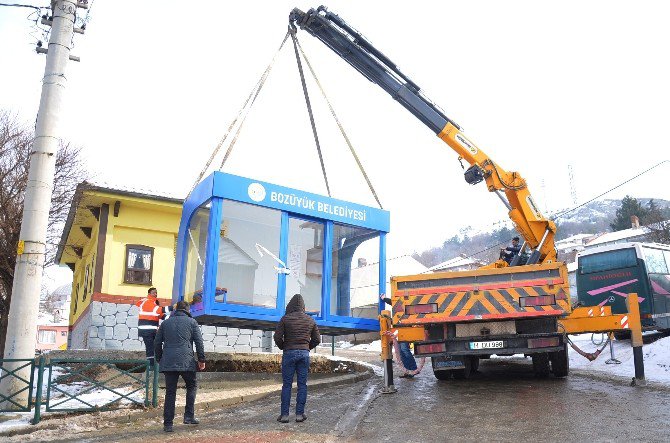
[
  {"x1": 289, "y1": 28, "x2": 331, "y2": 197},
  {"x1": 294, "y1": 38, "x2": 385, "y2": 209},
  {"x1": 186, "y1": 31, "x2": 291, "y2": 198}
]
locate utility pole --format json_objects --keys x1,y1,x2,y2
[{"x1": 0, "y1": 0, "x2": 86, "y2": 408}]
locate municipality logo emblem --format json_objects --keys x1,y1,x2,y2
[{"x1": 248, "y1": 183, "x2": 266, "y2": 202}]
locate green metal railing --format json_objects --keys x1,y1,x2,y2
[
  {"x1": 1, "y1": 356, "x2": 159, "y2": 425},
  {"x1": 0, "y1": 358, "x2": 36, "y2": 412}
]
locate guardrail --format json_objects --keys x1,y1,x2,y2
[
  {"x1": 0, "y1": 355, "x2": 159, "y2": 425},
  {"x1": 0, "y1": 358, "x2": 36, "y2": 412}
]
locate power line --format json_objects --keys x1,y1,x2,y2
[
  {"x1": 456, "y1": 159, "x2": 669, "y2": 262},
  {"x1": 0, "y1": 2, "x2": 42, "y2": 9},
  {"x1": 551, "y1": 160, "x2": 668, "y2": 221}
]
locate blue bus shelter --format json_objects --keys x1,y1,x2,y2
[{"x1": 172, "y1": 172, "x2": 390, "y2": 334}]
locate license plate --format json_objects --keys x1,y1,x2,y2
[{"x1": 469, "y1": 340, "x2": 504, "y2": 350}]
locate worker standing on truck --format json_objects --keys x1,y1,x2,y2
[
  {"x1": 381, "y1": 294, "x2": 417, "y2": 378},
  {"x1": 501, "y1": 237, "x2": 521, "y2": 265}
]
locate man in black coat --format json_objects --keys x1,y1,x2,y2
[
  {"x1": 154, "y1": 301, "x2": 206, "y2": 433},
  {"x1": 274, "y1": 294, "x2": 321, "y2": 423},
  {"x1": 501, "y1": 236, "x2": 521, "y2": 265}
]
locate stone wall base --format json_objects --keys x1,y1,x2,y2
[{"x1": 69, "y1": 301, "x2": 272, "y2": 353}]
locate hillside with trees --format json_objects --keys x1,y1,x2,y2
[{"x1": 413, "y1": 197, "x2": 670, "y2": 267}]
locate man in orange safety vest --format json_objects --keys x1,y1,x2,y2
[{"x1": 136, "y1": 287, "x2": 170, "y2": 366}]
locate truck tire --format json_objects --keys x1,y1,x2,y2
[
  {"x1": 433, "y1": 369, "x2": 452, "y2": 381},
  {"x1": 532, "y1": 353, "x2": 550, "y2": 377},
  {"x1": 613, "y1": 331, "x2": 631, "y2": 341},
  {"x1": 471, "y1": 356, "x2": 480, "y2": 372},
  {"x1": 550, "y1": 344, "x2": 569, "y2": 378},
  {"x1": 453, "y1": 357, "x2": 474, "y2": 379}
]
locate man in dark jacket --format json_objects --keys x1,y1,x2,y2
[
  {"x1": 154, "y1": 301, "x2": 206, "y2": 433},
  {"x1": 501, "y1": 236, "x2": 521, "y2": 264},
  {"x1": 274, "y1": 294, "x2": 320, "y2": 423}
]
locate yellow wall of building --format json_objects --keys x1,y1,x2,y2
[
  {"x1": 101, "y1": 199, "x2": 180, "y2": 299},
  {"x1": 69, "y1": 218, "x2": 100, "y2": 324},
  {"x1": 63, "y1": 190, "x2": 182, "y2": 327}
]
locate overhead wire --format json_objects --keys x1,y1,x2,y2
[{"x1": 437, "y1": 159, "x2": 669, "y2": 265}]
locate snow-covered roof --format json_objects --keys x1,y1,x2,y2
[
  {"x1": 37, "y1": 312, "x2": 68, "y2": 327},
  {"x1": 429, "y1": 255, "x2": 485, "y2": 272},
  {"x1": 349, "y1": 255, "x2": 428, "y2": 308},
  {"x1": 585, "y1": 226, "x2": 649, "y2": 247}
]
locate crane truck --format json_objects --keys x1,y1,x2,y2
[{"x1": 290, "y1": 6, "x2": 572, "y2": 379}]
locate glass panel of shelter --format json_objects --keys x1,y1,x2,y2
[
  {"x1": 183, "y1": 203, "x2": 210, "y2": 304},
  {"x1": 185, "y1": 198, "x2": 383, "y2": 324},
  {"x1": 331, "y1": 223, "x2": 380, "y2": 319},
  {"x1": 215, "y1": 199, "x2": 281, "y2": 309},
  {"x1": 286, "y1": 217, "x2": 325, "y2": 318}
]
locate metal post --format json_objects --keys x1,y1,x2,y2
[
  {"x1": 605, "y1": 332, "x2": 621, "y2": 365},
  {"x1": 0, "y1": 0, "x2": 81, "y2": 407},
  {"x1": 31, "y1": 355, "x2": 46, "y2": 425},
  {"x1": 626, "y1": 293, "x2": 645, "y2": 386},
  {"x1": 331, "y1": 335, "x2": 335, "y2": 356},
  {"x1": 144, "y1": 362, "x2": 150, "y2": 407},
  {"x1": 378, "y1": 311, "x2": 396, "y2": 394},
  {"x1": 152, "y1": 363, "x2": 159, "y2": 407}
]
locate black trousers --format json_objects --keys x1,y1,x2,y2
[
  {"x1": 163, "y1": 371, "x2": 197, "y2": 425},
  {"x1": 138, "y1": 330, "x2": 156, "y2": 365}
]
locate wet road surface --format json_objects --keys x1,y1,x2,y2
[{"x1": 46, "y1": 354, "x2": 670, "y2": 442}]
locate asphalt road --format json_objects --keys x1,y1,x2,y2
[{"x1": 50, "y1": 353, "x2": 670, "y2": 443}]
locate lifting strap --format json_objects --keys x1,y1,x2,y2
[
  {"x1": 187, "y1": 31, "x2": 291, "y2": 198},
  {"x1": 290, "y1": 29, "x2": 331, "y2": 197},
  {"x1": 293, "y1": 36, "x2": 384, "y2": 210}
]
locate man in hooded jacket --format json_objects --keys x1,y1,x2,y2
[
  {"x1": 274, "y1": 294, "x2": 321, "y2": 423},
  {"x1": 155, "y1": 301, "x2": 206, "y2": 433}
]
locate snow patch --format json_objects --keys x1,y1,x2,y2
[{"x1": 568, "y1": 334, "x2": 670, "y2": 383}]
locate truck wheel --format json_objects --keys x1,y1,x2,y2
[
  {"x1": 532, "y1": 353, "x2": 550, "y2": 377},
  {"x1": 613, "y1": 331, "x2": 631, "y2": 341},
  {"x1": 453, "y1": 357, "x2": 473, "y2": 379},
  {"x1": 433, "y1": 369, "x2": 452, "y2": 381},
  {"x1": 471, "y1": 356, "x2": 480, "y2": 372},
  {"x1": 550, "y1": 344, "x2": 569, "y2": 378}
]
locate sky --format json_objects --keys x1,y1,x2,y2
[{"x1": 1, "y1": 1, "x2": 669, "y2": 288}]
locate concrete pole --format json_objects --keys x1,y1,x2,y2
[{"x1": 0, "y1": 0, "x2": 78, "y2": 407}]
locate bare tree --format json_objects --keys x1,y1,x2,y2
[{"x1": 0, "y1": 110, "x2": 86, "y2": 356}]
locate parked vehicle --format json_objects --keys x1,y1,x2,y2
[{"x1": 576, "y1": 242, "x2": 670, "y2": 332}]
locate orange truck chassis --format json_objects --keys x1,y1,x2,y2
[{"x1": 389, "y1": 262, "x2": 572, "y2": 378}]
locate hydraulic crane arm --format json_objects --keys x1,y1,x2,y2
[{"x1": 290, "y1": 6, "x2": 557, "y2": 264}]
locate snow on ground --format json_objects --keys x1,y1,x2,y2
[
  {"x1": 349, "y1": 340, "x2": 381, "y2": 352},
  {"x1": 321, "y1": 353, "x2": 384, "y2": 376},
  {"x1": 568, "y1": 334, "x2": 670, "y2": 383}
]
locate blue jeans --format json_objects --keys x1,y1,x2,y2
[
  {"x1": 399, "y1": 342, "x2": 417, "y2": 371},
  {"x1": 280, "y1": 349, "x2": 310, "y2": 416}
]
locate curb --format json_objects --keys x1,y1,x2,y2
[
  {"x1": 109, "y1": 369, "x2": 373, "y2": 425},
  {"x1": 0, "y1": 370, "x2": 373, "y2": 438}
]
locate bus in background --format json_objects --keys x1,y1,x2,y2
[{"x1": 576, "y1": 242, "x2": 670, "y2": 331}]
